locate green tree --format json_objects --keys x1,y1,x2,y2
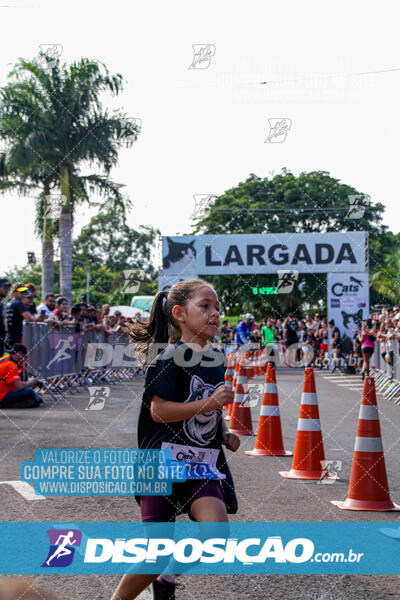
[
  {"x1": 73, "y1": 203, "x2": 159, "y2": 276},
  {"x1": 193, "y1": 169, "x2": 392, "y2": 315},
  {"x1": 370, "y1": 245, "x2": 400, "y2": 304},
  {"x1": 0, "y1": 53, "x2": 138, "y2": 301}
]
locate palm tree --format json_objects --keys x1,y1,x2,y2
[
  {"x1": 0, "y1": 53, "x2": 138, "y2": 301},
  {"x1": 370, "y1": 249, "x2": 400, "y2": 303}
]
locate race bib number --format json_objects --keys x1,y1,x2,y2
[
  {"x1": 185, "y1": 462, "x2": 226, "y2": 480},
  {"x1": 161, "y1": 443, "x2": 225, "y2": 480}
]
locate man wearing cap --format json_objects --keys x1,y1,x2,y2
[
  {"x1": 235, "y1": 313, "x2": 255, "y2": 346},
  {"x1": 5, "y1": 283, "x2": 36, "y2": 348},
  {"x1": 0, "y1": 344, "x2": 43, "y2": 408},
  {"x1": 0, "y1": 278, "x2": 11, "y2": 357}
]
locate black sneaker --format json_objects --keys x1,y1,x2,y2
[{"x1": 151, "y1": 578, "x2": 176, "y2": 600}]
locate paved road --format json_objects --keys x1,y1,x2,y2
[{"x1": 0, "y1": 369, "x2": 399, "y2": 599}]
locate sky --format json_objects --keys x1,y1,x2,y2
[{"x1": 1, "y1": 0, "x2": 400, "y2": 275}]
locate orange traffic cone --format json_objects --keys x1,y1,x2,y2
[
  {"x1": 224, "y1": 354, "x2": 235, "y2": 389},
  {"x1": 223, "y1": 354, "x2": 236, "y2": 410},
  {"x1": 229, "y1": 362, "x2": 254, "y2": 436},
  {"x1": 246, "y1": 351, "x2": 254, "y2": 381},
  {"x1": 279, "y1": 367, "x2": 328, "y2": 480},
  {"x1": 246, "y1": 364, "x2": 292, "y2": 456},
  {"x1": 225, "y1": 359, "x2": 239, "y2": 420},
  {"x1": 331, "y1": 376, "x2": 400, "y2": 511}
]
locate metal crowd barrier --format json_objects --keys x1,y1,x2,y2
[
  {"x1": 22, "y1": 322, "x2": 143, "y2": 400},
  {"x1": 371, "y1": 340, "x2": 400, "y2": 405}
]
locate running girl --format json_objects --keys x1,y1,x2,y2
[
  {"x1": 359, "y1": 319, "x2": 376, "y2": 379},
  {"x1": 111, "y1": 279, "x2": 240, "y2": 600}
]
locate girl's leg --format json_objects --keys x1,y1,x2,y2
[
  {"x1": 111, "y1": 574, "x2": 159, "y2": 600},
  {"x1": 189, "y1": 495, "x2": 228, "y2": 522},
  {"x1": 110, "y1": 493, "x2": 176, "y2": 600},
  {"x1": 364, "y1": 353, "x2": 370, "y2": 376}
]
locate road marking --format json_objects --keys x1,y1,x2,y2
[
  {"x1": 337, "y1": 383, "x2": 363, "y2": 388},
  {"x1": 0, "y1": 480, "x2": 46, "y2": 500}
]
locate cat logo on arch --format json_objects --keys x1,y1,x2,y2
[{"x1": 42, "y1": 529, "x2": 82, "y2": 568}]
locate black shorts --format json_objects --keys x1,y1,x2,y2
[
  {"x1": 362, "y1": 347, "x2": 374, "y2": 357},
  {"x1": 140, "y1": 480, "x2": 224, "y2": 522}
]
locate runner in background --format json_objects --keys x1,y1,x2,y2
[{"x1": 359, "y1": 319, "x2": 376, "y2": 379}]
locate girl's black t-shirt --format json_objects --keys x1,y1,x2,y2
[
  {"x1": 136, "y1": 340, "x2": 238, "y2": 514},
  {"x1": 137, "y1": 341, "x2": 225, "y2": 451}
]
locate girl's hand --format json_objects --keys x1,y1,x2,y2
[
  {"x1": 223, "y1": 431, "x2": 240, "y2": 452},
  {"x1": 205, "y1": 385, "x2": 234, "y2": 410}
]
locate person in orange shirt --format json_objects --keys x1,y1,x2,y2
[{"x1": 0, "y1": 344, "x2": 44, "y2": 408}]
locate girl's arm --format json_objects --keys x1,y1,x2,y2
[
  {"x1": 221, "y1": 418, "x2": 240, "y2": 452},
  {"x1": 150, "y1": 386, "x2": 234, "y2": 424}
]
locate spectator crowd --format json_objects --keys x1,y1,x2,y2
[
  {"x1": 0, "y1": 278, "x2": 143, "y2": 409},
  {"x1": 216, "y1": 306, "x2": 400, "y2": 378},
  {"x1": 0, "y1": 276, "x2": 399, "y2": 407}
]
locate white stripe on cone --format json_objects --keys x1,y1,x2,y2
[
  {"x1": 300, "y1": 392, "x2": 318, "y2": 405},
  {"x1": 260, "y1": 405, "x2": 280, "y2": 417},
  {"x1": 358, "y1": 405, "x2": 379, "y2": 420},
  {"x1": 297, "y1": 418, "x2": 321, "y2": 431},
  {"x1": 264, "y1": 383, "x2": 278, "y2": 394},
  {"x1": 354, "y1": 436, "x2": 384, "y2": 452}
]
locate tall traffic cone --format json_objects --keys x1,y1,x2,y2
[
  {"x1": 229, "y1": 362, "x2": 254, "y2": 435},
  {"x1": 225, "y1": 359, "x2": 239, "y2": 420},
  {"x1": 279, "y1": 367, "x2": 328, "y2": 479},
  {"x1": 223, "y1": 354, "x2": 235, "y2": 410},
  {"x1": 246, "y1": 364, "x2": 292, "y2": 456},
  {"x1": 245, "y1": 351, "x2": 254, "y2": 381},
  {"x1": 331, "y1": 376, "x2": 400, "y2": 511},
  {"x1": 224, "y1": 354, "x2": 235, "y2": 388}
]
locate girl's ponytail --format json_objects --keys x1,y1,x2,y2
[
  {"x1": 121, "y1": 278, "x2": 214, "y2": 368},
  {"x1": 121, "y1": 290, "x2": 170, "y2": 368}
]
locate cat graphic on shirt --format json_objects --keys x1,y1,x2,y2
[
  {"x1": 183, "y1": 374, "x2": 222, "y2": 446},
  {"x1": 162, "y1": 237, "x2": 196, "y2": 274}
]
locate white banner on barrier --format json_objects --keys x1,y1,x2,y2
[
  {"x1": 327, "y1": 272, "x2": 369, "y2": 338},
  {"x1": 161, "y1": 232, "x2": 367, "y2": 275}
]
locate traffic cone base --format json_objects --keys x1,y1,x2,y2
[
  {"x1": 279, "y1": 468, "x2": 324, "y2": 480},
  {"x1": 331, "y1": 499, "x2": 400, "y2": 511},
  {"x1": 246, "y1": 448, "x2": 292, "y2": 457}
]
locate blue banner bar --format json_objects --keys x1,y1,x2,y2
[{"x1": 0, "y1": 522, "x2": 399, "y2": 574}]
